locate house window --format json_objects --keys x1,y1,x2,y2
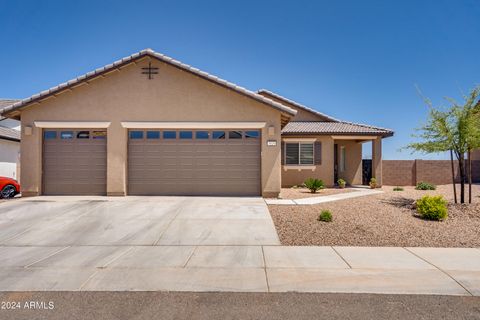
[
  {"x1": 340, "y1": 146, "x2": 346, "y2": 172},
  {"x1": 285, "y1": 142, "x2": 314, "y2": 165}
]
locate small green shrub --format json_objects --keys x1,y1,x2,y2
[
  {"x1": 393, "y1": 186, "x2": 404, "y2": 191},
  {"x1": 337, "y1": 178, "x2": 346, "y2": 188},
  {"x1": 415, "y1": 182, "x2": 436, "y2": 190},
  {"x1": 318, "y1": 210, "x2": 333, "y2": 222},
  {"x1": 416, "y1": 195, "x2": 448, "y2": 220},
  {"x1": 304, "y1": 178, "x2": 325, "y2": 193},
  {"x1": 369, "y1": 178, "x2": 377, "y2": 189}
]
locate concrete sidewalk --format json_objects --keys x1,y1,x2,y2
[
  {"x1": 265, "y1": 188, "x2": 384, "y2": 205},
  {"x1": 0, "y1": 245, "x2": 479, "y2": 295}
]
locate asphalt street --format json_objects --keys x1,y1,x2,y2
[{"x1": 1, "y1": 292, "x2": 479, "y2": 320}]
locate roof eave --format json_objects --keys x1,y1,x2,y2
[
  {"x1": 0, "y1": 50, "x2": 297, "y2": 118},
  {"x1": 281, "y1": 131, "x2": 394, "y2": 138}
]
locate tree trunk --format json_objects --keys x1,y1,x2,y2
[
  {"x1": 468, "y1": 149, "x2": 472, "y2": 204},
  {"x1": 450, "y1": 150, "x2": 457, "y2": 204},
  {"x1": 458, "y1": 153, "x2": 465, "y2": 204}
]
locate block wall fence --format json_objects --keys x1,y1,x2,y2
[{"x1": 382, "y1": 160, "x2": 480, "y2": 186}]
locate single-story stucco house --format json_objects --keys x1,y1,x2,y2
[
  {"x1": 0, "y1": 49, "x2": 393, "y2": 197},
  {"x1": 0, "y1": 100, "x2": 20, "y2": 180}
]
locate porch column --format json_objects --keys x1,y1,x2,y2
[{"x1": 372, "y1": 138, "x2": 382, "y2": 187}]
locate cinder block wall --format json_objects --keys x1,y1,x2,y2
[{"x1": 383, "y1": 160, "x2": 480, "y2": 186}]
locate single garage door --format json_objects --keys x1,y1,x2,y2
[
  {"x1": 43, "y1": 129, "x2": 107, "y2": 195},
  {"x1": 128, "y1": 129, "x2": 261, "y2": 196}
]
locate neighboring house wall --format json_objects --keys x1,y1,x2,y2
[
  {"x1": 0, "y1": 138, "x2": 20, "y2": 179},
  {"x1": 19, "y1": 58, "x2": 284, "y2": 197},
  {"x1": 383, "y1": 160, "x2": 480, "y2": 186},
  {"x1": 0, "y1": 118, "x2": 21, "y2": 130}
]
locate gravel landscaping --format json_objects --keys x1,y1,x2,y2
[
  {"x1": 278, "y1": 187, "x2": 355, "y2": 199},
  {"x1": 269, "y1": 184, "x2": 480, "y2": 247}
]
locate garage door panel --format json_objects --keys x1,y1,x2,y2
[
  {"x1": 128, "y1": 129, "x2": 261, "y2": 196},
  {"x1": 43, "y1": 129, "x2": 107, "y2": 195}
]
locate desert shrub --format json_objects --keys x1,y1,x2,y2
[
  {"x1": 337, "y1": 178, "x2": 346, "y2": 188},
  {"x1": 318, "y1": 210, "x2": 333, "y2": 222},
  {"x1": 304, "y1": 178, "x2": 325, "y2": 193},
  {"x1": 416, "y1": 195, "x2": 448, "y2": 220},
  {"x1": 369, "y1": 178, "x2": 377, "y2": 189},
  {"x1": 415, "y1": 182, "x2": 436, "y2": 190},
  {"x1": 393, "y1": 186, "x2": 404, "y2": 191}
]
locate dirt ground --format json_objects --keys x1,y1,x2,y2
[
  {"x1": 268, "y1": 184, "x2": 480, "y2": 247},
  {"x1": 278, "y1": 187, "x2": 355, "y2": 199}
]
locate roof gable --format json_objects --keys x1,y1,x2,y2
[{"x1": 0, "y1": 49, "x2": 296, "y2": 119}]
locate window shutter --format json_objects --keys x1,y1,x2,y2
[
  {"x1": 281, "y1": 141, "x2": 285, "y2": 165},
  {"x1": 314, "y1": 141, "x2": 322, "y2": 165}
]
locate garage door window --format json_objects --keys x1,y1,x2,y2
[
  {"x1": 146, "y1": 131, "x2": 160, "y2": 139},
  {"x1": 61, "y1": 131, "x2": 74, "y2": 139},
  {"x1": 92, "y1": 131, "x2": 106, "y2": 139},
  {"x1": 163, "y1": 131, "x2": 176, "y2": 139},
  {"x1": 179, "y1": 131, "x2": 193, "y2": 139},
  {"x1": 196, "y1": 131, "x2": 209, "y2": 139},
  {"x1": 77, "y1": 131, "x2": 90, "y2": 139},
  {"x1": 129, "y1": 131, "x2": 143, "y2": 139},
  {"x1": 245, "y1": 131, "x2": 260, "y2": 139},
  {"x1": 44, "y1": 131, "x2": 57, "y2": 139},
  {"x1": 212, "y1": 131, "x2": 225, "y2": 139},
  {"x1": 229, "y1": 131, "x2": 242, "y2": 139}
]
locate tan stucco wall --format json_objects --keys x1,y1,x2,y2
[
  {"x1": 19, "y1": 57, "x2": 284, "y2": 197},
  {"x1": 335, "y1": 140, "x2": 363, "y2": 185},
  {"x1": 281, "y1": 136, "x2": 335, "y2": 187},
  {"x1": 281, "y1": 137, "x2": 364, "y2": 187}
]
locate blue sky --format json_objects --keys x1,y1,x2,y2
[{"x1": 0, "y1": 0, "x2": 478, "y2": 159}]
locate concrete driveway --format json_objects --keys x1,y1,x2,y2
[{"x1": 0, "y1": 196, "x2": 280, "y2": 246}]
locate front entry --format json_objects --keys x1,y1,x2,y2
[
  {"x1": 127, "y1": 129, "x2": 261, "y2": 196},
  {"x1": 333, "y1": 143, "x2": 338, "y2": 184}
]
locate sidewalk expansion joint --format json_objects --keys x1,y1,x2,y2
[{"x1": 403, "y1": 247, "x2": 474, "y2": 296}]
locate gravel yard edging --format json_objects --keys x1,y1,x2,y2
[{"x1": 265, "y1": 188, "x2": 384, "y2": 205}]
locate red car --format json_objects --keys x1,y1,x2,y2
[{"x1": 0, "y1": 177, "x2": 20, "y2": 199}]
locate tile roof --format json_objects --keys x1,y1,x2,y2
[
  {"x1": 257, "y1": 89, "x2": 339, "y2": 122},
  {"x1": 282, "y1": 121, "x2": 394, "y2": 137},
  {"x1": 0, "y1": 99, "x2": 19, "y2": 108},
  {"x1": 0, "y1": 49, "x2": 297, "y2": 118},
  {"x1": 0, "y1": 126, "x2": 20, "y2": 142}
]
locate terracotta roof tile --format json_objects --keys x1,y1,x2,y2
[{"x1": 282, "y1": 121, "x2": 393, "y2": 137}]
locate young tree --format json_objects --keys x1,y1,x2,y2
[{"x1": 406, "y1": 86, "x2": 480, "y2": 204}]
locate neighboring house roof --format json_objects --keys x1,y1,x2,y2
[
  {"x1": 0, "y1": 49, "x2": 297, "y2": 118},
  {"x1": 0, "y1": 126, "x2": 20, "y2": 142},
  {"x1": 282, "y1": 121, "x2": 394, "y2": 137},
  {"x1": 0, "y1": 99, "x2": 20, "y2": 122},
  {"x1": 257, "y1": 89, "x2": 340, "y2": 122}
]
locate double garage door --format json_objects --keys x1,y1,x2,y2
[
  {"x1": 42, "y1": 128, "x2": 261, "y2": 196},
  {"x1": 128, "y1": 129, "x2": 261, "y2": 196}
]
